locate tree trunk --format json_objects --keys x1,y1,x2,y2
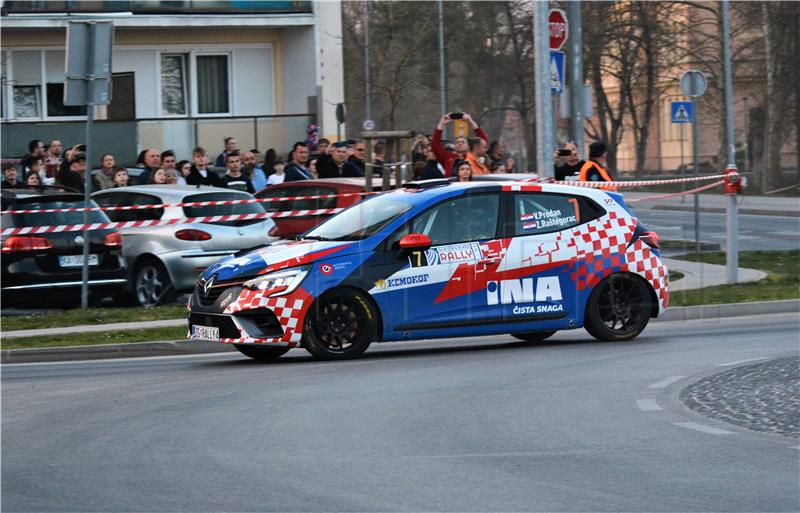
[{"x1": 762, "y1": 3, "x2": 785, "y2": 190}]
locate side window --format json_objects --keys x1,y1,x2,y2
[
  {"x1": 512, "y1": 193, "x2": 604, "y2": 236},
  {"x1": 292, "y1": 187, "x2": 337, "y2": 211},
  {"x1": 93, "y1": 193, "x2": 128, "y2": 223},
  {"x1": 387, "y1": 194, "x2": 500, "y2": 248},
  {"x1": 255, "y1": 187, "x2": 293, "y2": 212},
  {"x1": 127, "y1": 193, "x2": 164, "y2": 221}
]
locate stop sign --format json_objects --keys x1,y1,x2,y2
[{"x1": 549, "y1": 9, "x2": 568, "y2": 51}]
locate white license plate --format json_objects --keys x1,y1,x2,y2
[
  {"x1": 192, "y1": 325, "x2": 220, "y2": 340},
  {"x1": 59, "y1": 254, "x2": 99, "y2": 267}
]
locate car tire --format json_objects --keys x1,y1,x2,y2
[
  {"x1": 584, "y1": 273, "x2": 652, "y2": 342},
  {"x1": 510, "y1": 331, "x2": 557, "y2": 342},
  {"x1": 234, "y1": 344, "x2": 291, "y2": 361},
  {"x1": 133, "y1": 259, "x2": 175, "y2": 308},
  {"x1": 302, "y1": 288, "x2": 377, "y2": 360}
]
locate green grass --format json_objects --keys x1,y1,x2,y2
[
  {"x1": 1, "y1": 326, "x2": 186, "y2": 350},
  {"x1": 0, "y1": 304, "x2": 186, "y2": 332},
  {"x1": 669, "y1": 271, "x2": 684, "y2": 282},
  {"x1": 671, "y1": 250, "x2": 800, "y2": 306}
]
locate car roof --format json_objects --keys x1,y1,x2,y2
[{"x1": 91, "y1": 184, "x2": 251, "y2": 201}]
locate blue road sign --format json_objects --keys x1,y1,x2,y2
[
  {"x1": 550, "y1": 51, "x2": 565, "y2": 94},
  {"x1": 671, "y1": 101, "x2": 693, "y2": 124}
]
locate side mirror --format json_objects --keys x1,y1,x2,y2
[{"x1": 399, "y1": 233, "x2": 432, "y2": 250}]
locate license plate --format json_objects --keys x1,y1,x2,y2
[
  {"x1": 59, "y1": 254, "x2": 99, "y2": 267},
  {"x1": 192, "y1": 325, "x2": 220, "y2": 340}
]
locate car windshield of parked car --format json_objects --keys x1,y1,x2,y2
[
  {"x1": 183, "y1": 192, "x2": 266, "y2": 227},
  {"x1": 4, "y1": 198, "x2": 109, "y2": 228},
  {"x1": 304, "y1": 196, "x2": 413, "y2": 241}
]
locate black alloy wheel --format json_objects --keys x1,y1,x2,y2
[
  {"x1": 234, "y1": 344, "x2": 291, "y2": 361},
  {"x1": 584, "y1": 273, "x2": 652, "y2": 341},
  {"x1": 510, "y1": 331, "x2": 557, "y2": 343},
  {"x1": 134, "y1": 259, "x2": 176, "y2": 307},
  {"x1": 302, "y1": 289, "x2": 377, "y2": 360}
]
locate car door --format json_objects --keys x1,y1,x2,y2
[
  {"x1": 378, "y1": 192, "x2": 502, "y2": 333},
  {"x1": 498, "y1": 191, "x2": 606, "y2": 326}
]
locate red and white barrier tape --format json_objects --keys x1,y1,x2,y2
[
  {"x1": 626, "y1": 180, "x2": 726, "y2": 203},
  {"x1": 539, "y1": 174, "x2": 729, "y2": 188},
  {"x1": 0, "y1": 191, "x2": 381, "y2": 215},
  {"x1": 1, "y1": 208, "x2": 345, "y2": 236},
  {"x1": 2, "y1": 174, "x2": 730, "y2": 215}
]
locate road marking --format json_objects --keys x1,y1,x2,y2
[
  {"x1": 636, "y1": 399, "x2": 662, "y2": 412},
  {"x1": 674, "y1": 422, "x2": 735, "y2": 435},
  {"x1": 716, "y1": 357, "x2": 769, "y2": 367},
  {"x1": 647, "y1": 376, "x2": 686, "y2": 389}
]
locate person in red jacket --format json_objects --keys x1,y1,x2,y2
[{"x1": 431, "y1": 112, "x2": 489, "y2": 177}]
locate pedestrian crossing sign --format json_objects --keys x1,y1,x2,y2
[
  {"x1": 550, "y1": 51, "x2": 565, "y2": 94},
  {"x1": 671, "y1": 101, "x2": 693, "y2": 124}
]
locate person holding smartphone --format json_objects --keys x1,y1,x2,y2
[
  {"x1": 431, "y1": 112, "x2": 489, "y2": 178},
  {"x1": 554, "y1": 141, "x2": 585, "y2": 181}
]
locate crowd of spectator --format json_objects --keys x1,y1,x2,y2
[{"x1": 2, "y1": 118, "x2": 532, "y2": 195}]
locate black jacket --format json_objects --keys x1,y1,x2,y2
[{"x1": 186, "y1": 166, "x2": 224, "y2": 187}]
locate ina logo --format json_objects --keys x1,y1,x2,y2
[{"x1": 486, "y1": 277, "x2": 562, "y2": 305}]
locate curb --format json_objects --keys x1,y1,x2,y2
[{"x1": 2, "y1": 299, "x2": 798, "y2": 364}]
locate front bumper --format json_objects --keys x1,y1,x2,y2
[{"x1": 187, "y1": 282, "x2": 314, "y2": 347}]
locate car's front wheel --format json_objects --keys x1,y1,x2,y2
[
  {"x1": 510, "y1": 331, "x2": 557, "y2": 342},
  {"x1": 133, "y1": 259, "x2": 175, "y2": 307},
  {"x1": 584, "y1": 273, "x2": 652, "y2": 341},
  {"x1": 234, "y1": 344, "x2": 291, "y2": 361},
  {"x1": 302, "y1": 288, "x2": 377, "y2": 360}
]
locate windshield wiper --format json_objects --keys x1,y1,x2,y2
[{"x1": 298, "y1": 235, "x2": 329, "y2": 241}]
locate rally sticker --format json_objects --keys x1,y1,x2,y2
[
  {"x1": 424, "y1": 242, "x2": 482, "y2": 266},
  {"x1": 320, "y1": 263, "x2": 334, "y2": 275},
  {"x1": 374, "y1": 273, "x2": 431, "y2": 292}
]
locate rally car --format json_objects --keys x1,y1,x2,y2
[{"x1": 188, "y1": 179, "x2": 668, "y2": 360}]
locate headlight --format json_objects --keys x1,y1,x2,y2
[{"x1": 243, "y1": 268, "x2": 308, "y2": 296}]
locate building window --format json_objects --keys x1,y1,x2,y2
[
  {"x1": 196, "y1": 55, "x2": 229, "y2": 114},
  {"x1": 12, "y1": 85, "x2": 39, "y2": 118},
  {"x1": 160, "y1": 54, "x2": 187, "y2": 116},
  {"x1": 46, "y1": 83, "x2": 87, "y2": 117}
]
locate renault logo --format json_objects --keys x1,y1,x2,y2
[{"x1": 202, "y1": 276, "x2": 215, "y2": 295}]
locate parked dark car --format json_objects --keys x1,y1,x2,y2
[{"x1": 1, "y1": 187, "x2": 127, "y2": 306}]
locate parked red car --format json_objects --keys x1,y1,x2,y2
[{"x1": 255, "y1": 178, "x2": 398, "y2": 239}]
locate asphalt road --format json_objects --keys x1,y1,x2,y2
[
  {"x1": 3, "y1": 313, "x2": 798, "y2": 512},
  {"x1": 635, "y1": 209, "x2": 800, "y2": 252}
]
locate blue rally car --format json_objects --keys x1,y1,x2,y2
[{"x1": 188, "y1": 179, "x2": 669, "y2": 360}]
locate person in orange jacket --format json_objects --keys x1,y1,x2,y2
[{"x1": 578, "y1": 141, "x2": 614, "y2": 183}]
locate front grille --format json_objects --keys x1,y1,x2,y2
[
  {"x1": 188, "y1": 313, "x2": 241, "y2": 339},
  {"x1": 196, "y1": 285, "x2": 225, "y2": 306}
]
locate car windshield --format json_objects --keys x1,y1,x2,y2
[
  {"x1": 4, "y1": 198, "x2": 109, "y2": 228},
  {"x1": 304, "y1": 196, "x2": 413, "y2": 241},
  {"x1": 183, "y1": 192, "x2": 266, "y2": 227}
]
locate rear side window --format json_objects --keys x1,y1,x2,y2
[
  {"x1": 94, "y1": 192, "x2": 163, "y2": 222},
  {"x1": 183, "y1": 192, "x2": 266, "y2": 226},
  {"x1": 6, "y1": 198, "x2": 110, "y2": 227},
  {"x1": 255, "y1": 186, "x2": 337, "y2": 212},
  {"x1": 511, "y1": 193, "x2": 604, "y2": 236}
]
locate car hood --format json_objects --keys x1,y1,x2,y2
[{"x1": 202, "y1": 239, "x2": 358, "y2": 282}]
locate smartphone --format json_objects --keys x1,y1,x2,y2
[
  {"x1": 449, "y1": 112, "x2": 464, "y2": 120},
  {"x1": 557, "y1": 148, "x2": 572, "y2": 156},
  {"x1": 77, "y1": 144, "x2": 87, "y2": 152}
]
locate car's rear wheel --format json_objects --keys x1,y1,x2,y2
[
  {"x1": 134, "y1": 259, "x2": 175, "y2": 307},
  {"x1": 302, "y1": 288, "x2": 377, "y2": 360},
  {"x1": 234, "y1": 344, "x2": 291, "y2": 361},
  {"x1": 585, "y1": 273, "x2": 652, "y2": 341},
  {"x1": 510, "y1": 331, "x2": 557, "y2": 342}
]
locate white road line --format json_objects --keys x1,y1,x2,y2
[
  {"x1": 647, "y1": 376, "x2": 686, "y2": 389},
  {"x1": 674, "y1": 422, "x2": 735, "y2": 435},
  {"x1": 716, "y1": 357, "x2": 770, "y2": 367},
  {"x1": 636, "y1": 399, "x2": 662, "y2": 412}
]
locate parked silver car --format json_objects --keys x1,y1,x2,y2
[{"x1": 92, "y1": 185, "x2": 276, "y2": 306}]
